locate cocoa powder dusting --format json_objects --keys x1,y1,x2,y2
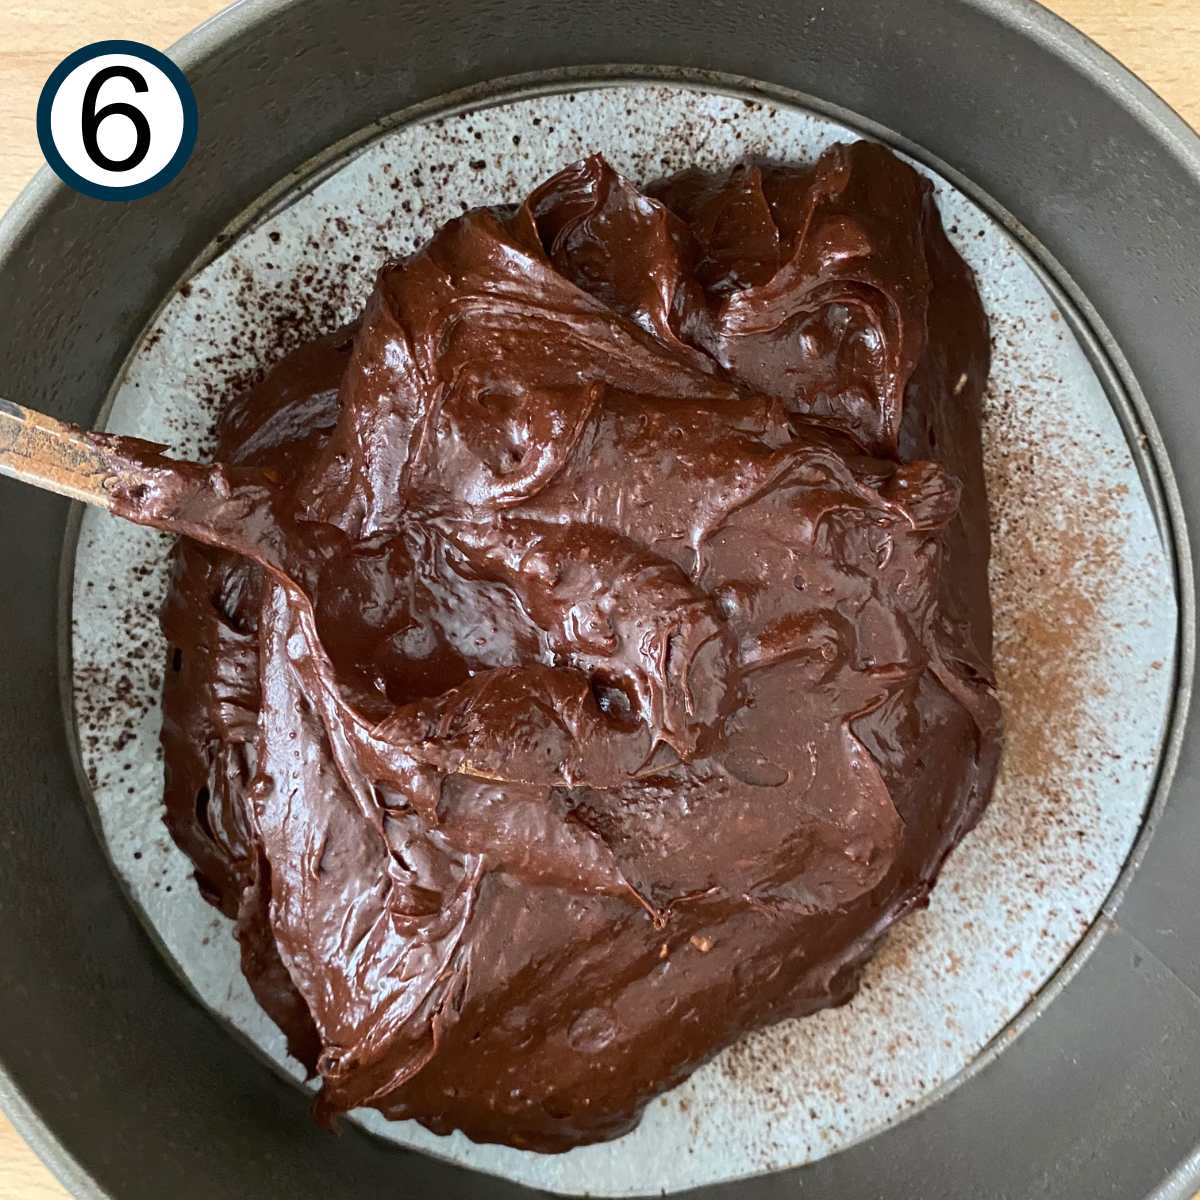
[{"x1": 983, "y1": 316, "x2": 1129, "y2": 789}]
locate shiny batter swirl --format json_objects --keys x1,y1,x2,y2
[{"x1": 113, "y1": 141, "x2": 1001, "y2": 1151}]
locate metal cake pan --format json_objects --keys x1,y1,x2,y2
[{"x1": 0, "y1": 1, "x2": 1196, "y2": 1197}]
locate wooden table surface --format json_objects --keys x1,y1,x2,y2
[{"x1": 1, "y1": 1, "x2": 1198, "y2": 1195}]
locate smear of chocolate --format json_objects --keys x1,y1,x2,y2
[{"x1": 108, "y1": 141, "x2": 1000, "y2": 1152}]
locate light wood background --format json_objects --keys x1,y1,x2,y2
[{"x1": 1, "y1": 1, "x2": 1198, "y2": 1195}]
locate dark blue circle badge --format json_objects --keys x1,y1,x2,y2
[{"x1": 37, "y1": 40, "x2": 198, "y2": 202}]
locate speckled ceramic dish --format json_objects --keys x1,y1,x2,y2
[{"x1": 70, "y1": 82, "x2": 1174, "y2": 1197}]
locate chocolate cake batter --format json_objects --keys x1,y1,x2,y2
[{"x1": 110, "y1": 141, "x2": 1001, "y2": 1151}]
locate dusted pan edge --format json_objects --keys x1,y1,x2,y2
[{"x1": 0, "y1": 0, "x2": 1197, "y2": 1197}]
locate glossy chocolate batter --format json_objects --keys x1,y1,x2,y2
[{"x1": 111, "y1": 141, "x2": 1001, "y2": 1152}]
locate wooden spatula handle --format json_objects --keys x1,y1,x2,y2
[{"x1": 0, "y1": 399, "x2": 124, "y2": 509}]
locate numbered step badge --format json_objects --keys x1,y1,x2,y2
[{"x1": 37, "y1": 40, "x2": 198, "y2": 201}]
